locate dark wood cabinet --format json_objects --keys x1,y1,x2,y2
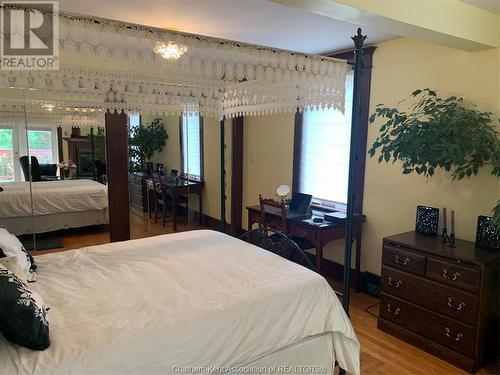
[
  {"x1": 129, "y1": 172, "x2": 147, "y2": 212},
  {"x1": 378, "y1": 231, "x2": 499, "y2": 373}
]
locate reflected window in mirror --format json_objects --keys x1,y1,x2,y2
[
  {"x1": 27, "y1": 128, "x2": 58, "y2": 165},
  {"x1": 180, "y1": 114, "x2": 203, "y2": 181},
  {"x1": 0, "y1": 126, "x2": 58, "y2": 183},
  {"x1": 294, "y1": 72, "x2": 353, "y2": 210},
  {"x1": 128, "y1": 113, "x2": 141, "y2": 170},
  {"x1": 0, "y1": 127, "x2": 16, "y2": 182},
  {"x1": 128, "y1": 113, "x2": 140, "y2": 130}
]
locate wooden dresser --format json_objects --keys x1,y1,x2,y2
[
  {"x1": 129, "y1": 172, "x2": 147, "y2": 212},
  {"x1": 378, "y1": 231, "x2": 499, "y2": 373}
]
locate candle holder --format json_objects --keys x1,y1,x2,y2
[{"x1": 442, "y1": 228, "x2": 456, "y2": 248}]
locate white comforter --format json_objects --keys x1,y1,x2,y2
[
  {"x1": 0, "y1": 230, "x2": 360, "y2": 375},
  {"x1": 0, "y1": 180, "x2": 107, "y2": 218}
]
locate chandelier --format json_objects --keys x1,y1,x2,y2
[{"x1": 154, "y1": 41, "x2": 187, "y2": 60}]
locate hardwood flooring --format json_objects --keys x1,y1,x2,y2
[{"x1": 29, "y1": 210, "x2": 499, "y2": 375}]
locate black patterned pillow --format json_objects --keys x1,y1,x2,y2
[
  {"x1": 0, "y1": 264, "x2": 50, "y2": 350},
  {"x1": 0, "y1": 228, "x2": 37, "y2": 282}
]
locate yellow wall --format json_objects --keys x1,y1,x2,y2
[
  {"x1": 241, "y1": 36, "x2": 499, "y2": 275},
  {"x1": 361, "y1": 37, "x2": 499, "y2": 274},
  {"x1": 242, "y1": 113, "x2": 296, "y2": 227}
]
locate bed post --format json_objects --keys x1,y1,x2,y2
[
  {"x1": 220, "y1": 117, "x2": 226, "y2": 233},
  {"x1": 342, "y1": 28, "x2": 366, "y2": 315}
]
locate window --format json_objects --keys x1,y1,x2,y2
[
  {"x1": 180, "y1": 114, "x2": 203, "y2": 180},
  {"x1": 128, "y1": 113, "x2": 141, "y2": 168},
  {"x1": 27, "y1": 129, "x2": 56, "y2": 164},
  {"x1": 128, "y1": 113, "x2": 140, "y2": 130},
  {"x1": 296, "y1": 72, "x2": 353, "y2": 207},
  {"x1": 0, "y1": 128, "x2": 14, "y2": 182}
]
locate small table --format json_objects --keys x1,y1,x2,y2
[
  {"x1": 247, "y1": 205, "x2": 365, "y2": 290},
  {"x1": 146, "y1": 178, "x2": 204, "y2": 231}
]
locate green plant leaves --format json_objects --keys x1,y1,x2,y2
[
  {"x1": 128, "y1": 117, "x2": 168, "y2": 171},
  {"x1": 367, "y1": 89, "x2": 499, "y2": 181}
]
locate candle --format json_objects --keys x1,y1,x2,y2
[
  {"x1": 443, "y1": 207, "x2": 447, "y2": 231},
  {"x1": 451, "y1": 210, "x2": 455, "y2": 234}
]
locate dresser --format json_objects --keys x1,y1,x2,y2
[
  {"x1": 378, "y1": 231, "x2": 499, "y2": 373},
  {"x1": 129, "y1": 172, "x2": 147, "y2": 212}
]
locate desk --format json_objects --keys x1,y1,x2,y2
[
  {"x1": 146, "y1": 178, "x2": 204, "y2": 231},
  {"x1": 247, "y1": 205, "x2": 365, "y2": 290}
]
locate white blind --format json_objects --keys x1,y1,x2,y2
[
  {"x1": 128, "y1": 113, "x2": 140, "y2": 129},
  {"x1": 299, "y1": 72, "x2": 353, "y2": 204},
  {"x1": 182, "y1": 114, "x2": 201, "y2": 178}
]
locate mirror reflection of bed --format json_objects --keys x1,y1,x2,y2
[{"x1": 0, "y1": 107, "x2": 110, "y2": 252}]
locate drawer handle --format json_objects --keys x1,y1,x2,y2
[
  {"x1": 388, "y1": 277, "x2": 402, "y2": 288},
  {"x1": 442, "y1": 268, "x2": 460, "y2": 281},
  {"x1": 445, "y1": 327, "x2": 464, "y2": 341},
  {"x1": 395, "y1": 255, "x2": 410, "y2": 266},
  {"x1": 447, "y1": 297, "x2": 466, "y2": 311},
  {"x1": 386, "y1": 304, "x2": 400, "y2": 316}
]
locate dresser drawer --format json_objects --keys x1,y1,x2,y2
[
  {"x1": 426, "y1": 258, "x2": 480, "y2": 293},
  {"x1": 291, "y1": 224, "x2": 316, "y2": 242},
  {"x1": 380, "y1": 294, "x2": 475, "y2": 357},
  {"x1": 382, "y1": 245, "x2": 426, "y2": 276},
  {"x1": 381, "y1": 267, "x2": 478, "y2": 325}
]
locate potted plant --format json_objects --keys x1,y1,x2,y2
[
  {"x1": 57, "y1": 160, "x2": 77, "y2": 179},
  {"x1": 368, "y1": 88, "x2": 500, "y2": 231},
  {"x1": 128, "y1": 118, "x2": 168, "y2": 172}
]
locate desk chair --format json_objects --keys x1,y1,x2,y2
[
  {"x1": 258, "y1": 195, "x2": 287, "y2": 235},
  {"x1": 255, "y1": 195, "x2": 316, "y2": 270},
  {"x1": 151, "y1": 175, "x2": 170, "y2": 226}
]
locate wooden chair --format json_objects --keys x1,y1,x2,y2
[
  {"x1": 152, "y1": 174, "x2": 169, "y2": 226},
  {"x1": 258, "y1": 194, "x2": 315, "y2": 254},
  {"x1": 258, "y1": 194, "x2": 288, "y2": 234}
]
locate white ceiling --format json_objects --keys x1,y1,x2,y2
[
  {"x1": 58, "y1": 0, "x2": 396, "y2": 54},
  {"x1": 461, "y1": 0, "x2": 500, "y2": 14}
]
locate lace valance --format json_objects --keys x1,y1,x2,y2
[{"x1": 0, "y1": 11, "x2": 349, "y2": 120}]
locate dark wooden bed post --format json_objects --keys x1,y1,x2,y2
[
  {"x1": 342, "y1": 28, "x2": 367, "y2": 315},
  {"x1": 105, "y1": 109, "x2": 131, "y2": 242},
  {"x1": 220, "y1": 117, "x2": 226, "y2": 233}
]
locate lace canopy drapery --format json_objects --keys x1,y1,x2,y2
[{"x1": 0, "y1": 11, "x2": 350, "y2": 121}]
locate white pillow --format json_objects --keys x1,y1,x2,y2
[
  {"x1": 0, "y1": 256, "x2": 30, "y2": 283},
  {"x1": 0, "y1": 228, "x2": 36, "y2": 282}
]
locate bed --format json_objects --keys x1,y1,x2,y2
[
  {"x1": 0, "y1": 179, "x2": 108, "y2": 235},
  {"x1": 0, "y1": 230, "x2": 360, "y2": 374}
]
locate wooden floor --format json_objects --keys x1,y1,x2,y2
[{"x1": 30, "y1": 210, "x2": 499, "y2": 375}]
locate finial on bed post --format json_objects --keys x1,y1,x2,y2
[
  {"x1": 342, "y1": 28, "x2": 366, "y2": 316},
  {"x1": 352, "y1": 27, "x2": 367, "y2": 51}
]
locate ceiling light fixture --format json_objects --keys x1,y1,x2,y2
[
  {"x1": 154, "y1": 41, "x2": 187, "y2": 60},
  {"x1": 42, "y1": 103, "x2": 55, "y2": 111}
]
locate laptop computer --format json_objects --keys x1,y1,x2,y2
[{"x1": 288, "y1": 192, "x2": 313, "y2": 214}]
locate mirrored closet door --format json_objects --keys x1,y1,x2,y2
[
  {"x1": 127, "y1": 113, "x2": 227, "y2": 239},
  {"x1": 22, "y1": 89, "x2": 110, "y2": 252},
  {"x1": 0, "y1": 88, "x2": 35, "y2": 245}
]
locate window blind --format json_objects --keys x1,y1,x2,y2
[
  {"x1": 298, "y1": 72, "x2": 353, "y2": 205},
  {"x1": 182, "y1": 114, "x2": 201, "y2": 178}
]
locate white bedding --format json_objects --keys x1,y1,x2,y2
[
  {"x1": 0, "y1": 180, "x2": 107, "y2": 218},
  {"x1": 0, "y1": 230, "x2": 360, "y2": 375}
]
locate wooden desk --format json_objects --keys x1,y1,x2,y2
[
  {"x1": 247, "y1": 205, "x2": 365, "y2": 290},
  {"x1": 147, "y1": 178, "x2": 204, "y2": 231}
]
